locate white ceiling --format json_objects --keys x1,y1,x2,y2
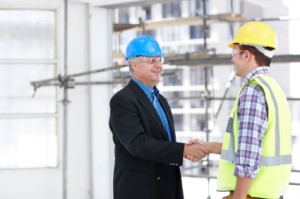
[{"x1": 79, "y1": 0, "x2": 182, "y2": 8}]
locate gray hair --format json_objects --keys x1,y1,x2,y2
[{"x1": 128, "y1": 58, "x2": 136, "y2": 72}]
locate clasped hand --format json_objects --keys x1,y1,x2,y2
[{"x1": 183, "y1": 139, "x2": 208, "y2": 162}]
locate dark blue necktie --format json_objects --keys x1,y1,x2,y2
[{"x1": 152, "y1": 91, "x2": 172, "y2": 141}]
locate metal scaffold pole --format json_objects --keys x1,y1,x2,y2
[
  {"x1": 201, "y1": 0, "x2": 212, "y2": 198},
  {"x1": 63, "y1": 0, "x2": 69, "y2": 198}
]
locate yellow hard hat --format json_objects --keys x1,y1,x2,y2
[{"x1": 228, "y1": 21, "x2": 277, "y2": 49}]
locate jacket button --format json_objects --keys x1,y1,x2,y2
[{"x1": 156, "y1": 176, "x2": 161, "y2": 181}]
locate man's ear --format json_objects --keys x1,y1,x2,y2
[
  {"x1": 130, "y1": 60, "x2": 137, "y2": 70},
  {"x1": 244, "y1": 50, "x2": 252, "y2": 62}
]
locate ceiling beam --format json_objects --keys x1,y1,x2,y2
[{"x1": 113, "y1": 13, "x2": 243, "y2": 32}]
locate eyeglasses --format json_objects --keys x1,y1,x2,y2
[
  {"x1": 134, "y1": 56, "x2": 164, "y2": 64},
  {"x1": 232, "y1": 49, "x2": 245, "y2": 57}
]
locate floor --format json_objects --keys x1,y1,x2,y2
[{"x1": 182, "y1": 177, "x2": 299, "y2": 199}]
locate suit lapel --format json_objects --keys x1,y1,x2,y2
[{"x1": 128, "y1": 80, "x2": 169, "y2": 141}]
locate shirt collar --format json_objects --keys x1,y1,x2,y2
[
  {"x1": 132, "y1": 78, "x2": 160, "y2": 101},
  {"x1": 243, "y1": 66, "x2": 270, "y2": 85}
]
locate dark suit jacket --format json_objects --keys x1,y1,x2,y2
[{"x1": 109, "y1": 79, "x2": 185, "y2": 199}]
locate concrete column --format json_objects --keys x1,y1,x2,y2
[{"x1": 88, "y1": 6, "x2": 114, "y2": 199}]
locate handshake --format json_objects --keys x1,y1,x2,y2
[
  {"x1": 183, "y1": 139, "x2": 208, "y2": 162},
  {"x1": 183, "y1": 139, "x2": 218, "y2": 162},
  {"x1": 183, "y1": 139, "x2": 221, "y2": 162}
]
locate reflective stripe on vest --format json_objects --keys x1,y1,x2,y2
[{"x1": 221, "y1": 76, "x2": 292, "y2": 166}]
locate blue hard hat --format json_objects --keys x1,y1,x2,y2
[{"x1": 124, "y1": 35, "x2": 164, "y2": 60}]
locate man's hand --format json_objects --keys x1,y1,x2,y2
[
  {"x1": 187, "y1": 139, "x2": 222, "y2": 155},
  {"x1": 183, "y1": 142, "x2": 208, "y2": 162}
]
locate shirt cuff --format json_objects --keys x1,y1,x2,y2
[{"x1": 234, "y1": 164, "x2": 259, "y2": 179}]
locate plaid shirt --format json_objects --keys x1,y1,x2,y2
[{"x1": 234, "y1": 67, "x2": 269, "y2": 178}]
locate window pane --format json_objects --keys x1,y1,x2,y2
[
  {"x1": 0, "y1": 9, "x2": 58, "y2": 169},
  {"x1": 190, "y1": 67, "x2": 205, "y2": 85},
  {"x1": 190, "y1": 114, "x2": 206, "y2": 131},
  {"x1": 118, "y1": 8, "x2": 130, "y2": 23},
  {"x1": 162, "y1": 68, "x2": 183, "y2": 85},
  {"x1": 162, "y1": 2, "x2": 181, "y2": 18},
  {"x1": 189, "y1": 0, "x2": 205, "y2": 16},
  {"x1": 0, "y1": 118, "x2": 57, "y2": 168},
  {"x1": 164, "y1": 92, "x2": 184, "y2": 108},
  {"x1": 0, "y1": 64, "x2": 57, "y2": 113},
  {"x1": 174, "y1": 115, "x2": 183, "y2": 131},
  {"x1": 0, "y1": 10, "x2": 55, "y2": 59}
]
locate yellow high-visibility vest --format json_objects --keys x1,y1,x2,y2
[{"x1": 217, "y1": 74, "x2": 292, "y2": 199}]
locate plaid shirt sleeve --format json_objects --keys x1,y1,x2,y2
[{"x1": 234, "y1": 83, "x2": 268, "y2": 179}]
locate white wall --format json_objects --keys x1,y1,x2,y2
[
  {"x1": 66, "y1": 3, "x2": 91, "y2": 199},
  {"x1": 89, "y1": 6, "x2": 114, "y2": 199},
  {"x1": 0, "y1": 2, "x2": 113, "y2": 199}
]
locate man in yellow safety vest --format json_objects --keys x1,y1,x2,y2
[{"x1": 188, "y1": 21, "x2": 292, "y2": 199}]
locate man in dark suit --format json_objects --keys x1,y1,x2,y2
[{"x1": 109, "y1": 35, "x2": 206, "y2": 199}]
